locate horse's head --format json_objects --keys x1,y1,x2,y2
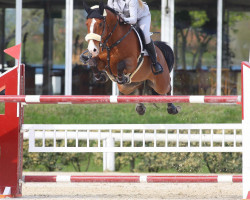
[{"x1": 83, "y1": 1, "x2": 110, "y2": 57}]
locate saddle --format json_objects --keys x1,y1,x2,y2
[{"x1": 132, "y1": 26, "x2": 147, "y2": 55}]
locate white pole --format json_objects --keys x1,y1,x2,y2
[
  {"x1": 106, "y1": 137, "x2": 115, "y2": 172},
  {"x1": 242, "y1": 61, "x2": 250, "y2": 199},
  {"x1": 103, "y1": 137, "x2": 115, "y2": 172},
  {"x1": 161, "y1": 0, "x2": 175, "y2": 95},
  {"x1": 103, "y1": 140, "x2": 107, "y2": 171},
  {"x1": 216, "y1": 0, "x2": 223, "y2": 96},
  {"x1": 65, "y1": 0, "x2": 73, "y2": 95},
  {"x1": 15, "y1": 0, "x2": 22, "y2": 117},
  {"x1": 15, "y1": 0, "x2": 22, "y2": 65},
  {"x1": 112, "y1": 82, "x2": 118, "y2": 96}
]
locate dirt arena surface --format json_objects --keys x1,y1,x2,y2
[{"x1": 20, "y1": 172, "x2": 242, "y2": 200}]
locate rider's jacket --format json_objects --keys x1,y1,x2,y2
[{"x1": 107, "y1": 0, "x2": 150, "y2": 24}]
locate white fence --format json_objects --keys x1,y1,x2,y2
[
  {"x1": 22, "y1": 123, "x2": 242, "y2": 171},
  {"x1": 22, "y1": 124, "x2": 242, "y2": 153}
]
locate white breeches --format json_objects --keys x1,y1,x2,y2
[{"x1": 137, "y1": 14, "x2": 151, "y2": 44}]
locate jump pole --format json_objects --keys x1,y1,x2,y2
[
  {"x1": 0, "y1": 62, "x2": 250, "y2": 199},
  {"x1": 0, "y1": 95, "x2": 241, "y2": 104},
  {"x1": 22, "y1": 174, "x2": 242, "y2": 183}
]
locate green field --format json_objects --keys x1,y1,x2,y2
[{"x1": 23, "y1": 103, "x2": 241, "y2": 124}]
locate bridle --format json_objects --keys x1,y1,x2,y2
[{"x1": 84, "y1": 8, "x2": 133, "y2": 79}]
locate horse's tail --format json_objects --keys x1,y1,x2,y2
[{"x1": 154, "y1": 41, "x2": 175, "y2": 73}]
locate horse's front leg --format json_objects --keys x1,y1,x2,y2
[
  {"x1": 117, "y1": 60, "x2": 129, "y2": 84},
  {"x1": 89, "y1": 58, "x2": 109, "y2": 83}
]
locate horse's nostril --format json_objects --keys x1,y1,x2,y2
[{"x1": 93, "y1": 48, "x2": 97, "y2": 52}]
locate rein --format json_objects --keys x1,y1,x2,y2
[{"x1": 100, "y1": 21, "x2": 133, "y2": 78}]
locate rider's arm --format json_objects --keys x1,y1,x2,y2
[
  {"x1": 107, "y1": 0, "x2": 114, "y2": 8},
  {"x1": 123, "y1": 0, "x2": 138, "y2": 24}
]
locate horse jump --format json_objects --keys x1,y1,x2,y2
[
  {"x1": 0, "y1": 95, "x2": 241, "y2": 104},
  {"x1": 0, "y1": 62, "x2": 250, "y2": 199}
]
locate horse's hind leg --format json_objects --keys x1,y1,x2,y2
[
  {"x1": 135, "y1": 83, "x2": 146, "y2": 115},
  {"x1": 136, "y1": 103, "x2": 146, "y2": 115},
  {"x1": 118, "y1": 82, "x2": 146, "y2": 115},
  {"x1": 167, "y1": 103, "x2": 180, "y2": 115},
  {"x1": 166, "y1": 90, "x2": 181, "y2": 115}
]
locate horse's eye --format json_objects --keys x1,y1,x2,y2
[{"x1": 99, "y1": 22, "x2": 103, "y2": 27}]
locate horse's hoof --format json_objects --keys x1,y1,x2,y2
[
  {"x1": 117, "y1": 76, "x2": 129, "y2": 85},
  {"x1": 95, "y1": 74, "x2": 108, "y2": 83},
  {"x1": 136, "y1": 103, "x2": 146, "y2": 115},
  {"x1": 167, "y1": 105, "x2": 181, "y2": 115}
]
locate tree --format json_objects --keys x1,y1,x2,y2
[
  {"x1": 189, "y1": 10, "x2": 216, "y2": 69},
  {"x1": 203, "y1": 153, "x2": 242, "y2": 173},
  {"x1": 175, "y1": 10, "x2": 192, "y2": 70}
]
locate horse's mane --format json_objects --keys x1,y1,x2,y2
[{"x1": 104, "y1": 5, "x2": 118, "y2": 16}]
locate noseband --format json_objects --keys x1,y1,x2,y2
[{"x1": 85, "y1": 13, "x2": 119, "y2": 47}]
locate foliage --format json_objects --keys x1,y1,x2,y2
[
  {"x1": 228, "y1": 12, "x2": 250, "y2": 33},
  {"x1": 189, "y1": 11, "x2": 209, "y2": 28},
  {"x1": 151, "y1": 10, "x2": 161, "y2": 32},
  {"x1": 164, "y1": 153, "x2": 204, "y2": 173},
  {"x1": 61, "y1": 153, "x2": 93, "y2": 172},
  {"x1": 175, "y1": 10, "x2": 216, "y2": 70},
  {"x1": 203, "y1": 153, "x2": 242, "y2": 173},
  {"x1": 21, "y1": 9, "x2": 44, "y2": 64},
  {"x1": 135, "y1": 153, "x2": 169, "y2": 172}
]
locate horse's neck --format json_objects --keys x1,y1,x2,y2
[{"x1": 106, "y1": 19, "x2": 130, "y2": 46}]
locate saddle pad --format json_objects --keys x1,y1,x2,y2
[{"x1": 132, "y1": 26, "x2": 148, "y2": 56}]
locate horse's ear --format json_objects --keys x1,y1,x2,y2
[
  {"x1": 83, "y1": 1, "x2": 91, "y2": 14},
  {"x1": 99, "y1": 2, "x2": 105, "y2": 16}
]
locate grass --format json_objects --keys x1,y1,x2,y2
[
  {"x1": 23, "y1": 103, "x2": 242, "y2": 124},
  {"x1": 0, "y1": 103, "x2": 4, "y2": 114}
]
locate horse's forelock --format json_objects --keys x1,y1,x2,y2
[{"x1": 87, "y1": 9, "x2": 104, "y2": 20}]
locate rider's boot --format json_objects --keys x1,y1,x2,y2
[{"x1": 145, "y1": 40, "x2": 163, "y2": 75}]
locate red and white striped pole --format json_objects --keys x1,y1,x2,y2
[
  {"x1": 22, "y1": 175, "x2": 242, "y2": 183},
  {"x1": 0, "y1": 95, "x2": 241, "y2": 104}
]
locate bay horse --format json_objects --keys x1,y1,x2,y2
[{"x1": 80, "y1": 2, "x2": 180, "y2": 115}]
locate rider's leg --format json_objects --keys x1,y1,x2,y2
[{"x1": 138, "y1": 15, "x2": 163, "y2": 75}]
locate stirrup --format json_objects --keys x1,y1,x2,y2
[{"x1": 152, "y1": 62, "x2": 163, "y2": 75}]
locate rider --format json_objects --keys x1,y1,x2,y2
[{"x1": 107, "y1": 0, "x2": 163, "y2": 74}]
